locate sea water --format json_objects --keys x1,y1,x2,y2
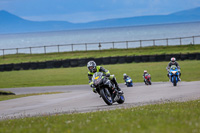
[{"x1": 0, "y1": 22, "x2": 200, "y2": 55}]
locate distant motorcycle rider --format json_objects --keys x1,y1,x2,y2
[
  {"x1": 123, "y1": 73, "x2": 130, "y2": 85},
  {"x1": 143, "y1": 70, "x2": 150, "y2": 82},
  {"x1": 166, "y1": 57, "x2": 181, "y2": 81},
  {"x1": 87, "y1": 61, "x2": 122, "y2": 94}
]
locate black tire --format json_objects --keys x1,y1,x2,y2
[
  {"x1": 100, "y1": 88, "x2": 113, "y2": 105},
  {"x1": 117, "y1": 94, "x2": 125, "y2": 104},
  {"x1": 149, "y1": 81, "x2": 152, "y2": 85},
  {"x1": 173, "y1": 76, "x2": 177, "y2": 86}
]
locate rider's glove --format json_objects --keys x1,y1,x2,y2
[
  {"x1": 106, "y1": 73, "x2": 110, "y2": 77},
  {"x1": 90, "y1": 84, "x2": 95, "y2": 88}
]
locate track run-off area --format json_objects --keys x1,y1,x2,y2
[{"x1": 0, "y1": 81, "x2": 200, "y2": 119}]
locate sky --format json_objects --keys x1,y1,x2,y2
[{"x1": 0, "y1": 0, "x2": 200, "y2": 23}]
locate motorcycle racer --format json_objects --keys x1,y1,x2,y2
[
  {"x1": 123, "y1": 73, "x2": 130, "y2": 85},
  {"x1": 87, "y1": 61, "x2": 122, "y2": 94},
  {"x1": 166, "y1": 57, "x2": 181, "y2": 81},
  {"x1": 143, "y1": 70, "x2": 150, "y2": 82}
]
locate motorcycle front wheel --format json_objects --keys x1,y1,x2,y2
[
  {"x1": 149, "y1": 80, "x2": 152, "y2": 85},
  {"x1": 100, "y1": 88, "x2": 113, "y2": 105},
  {"x1": 173, "y1": 76, "x2": 177, "y2": 86}
]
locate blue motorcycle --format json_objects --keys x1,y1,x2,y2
[
  {"x1": 169, "y1": 65, "x2": 180, "y2": 86},
  {"x1": 125, "y1": 77, "x2": 133, "y2": 87}
]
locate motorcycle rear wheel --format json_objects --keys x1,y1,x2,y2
[{"x1": 117, "y1": 94, "x2": 125, "y2": 104}]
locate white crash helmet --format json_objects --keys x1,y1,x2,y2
[
  {"x1": 171, "y1": 57, "x2": 176, "y2": 62},
  {"x1": 87, "y1": 61, "x2": 97, "y2": 73},
  {"x1": 144, "y1": 70, "x2": 147, "y2": 73},
  {"x1": 123, "y1": 73, "x2": 127, "y2": 77}
]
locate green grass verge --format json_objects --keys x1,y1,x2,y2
[
  {"x1": 0, "y1": 92, "x2": 62, "y2": 101},
  {"x1": 0, "y1": 100, "x2": 199, "y2": 133},
  {"x1": 0, "y1": 60, "x2": 199, "y2": 88},
  {"x1": 0, "y1": 44, "x2": 199, "y2": 64}
]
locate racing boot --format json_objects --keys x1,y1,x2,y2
[
  {"x1": 117, "y1": 87, "x2": 123, "y2": 95},
  {"x1": 112, "y1": 78, "x2": 123, "y2": 94},
  {"x1": 169, "y1": 75, "x2": 172, "y2": 82},
  {"x1": 93, "y1": 88, "x2": 97, "y2": 93},
  {"x1": 167, "y1": 73, "x2": 169, "y2": 77},
  {"x1": 115, "y1": 81, "x2": 124, "y2": 94},
  {"x1": 178, "y1": 76, "x2": 181, "y2": 81},
  {"x1": 178, "y1": 72, "x2": 181, "y2": 81}
]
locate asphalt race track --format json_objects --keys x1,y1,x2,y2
[{"x1": 1, "y1": 81, "x2": 200, "y2": 119}]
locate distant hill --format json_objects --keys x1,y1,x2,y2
[
  {"x1": 1, "y1": 7, "x2": 200, "y2": 34},
  {"x1": 170, "y1": 7, "x2": 200, "y2": 16},
  {"x1": 0, "y1": 10, "x2": 74, "y2": 33}
]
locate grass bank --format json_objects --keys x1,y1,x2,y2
[
  {"x1": 0, "y1": 92, "x2": 62, "y2": 101},
  {"x1": 0, "y1": 99, "x2": 199, "y2": 133},
  {"x1": 0, "y1": 44, "x2": 199, "y2": 65},
  {"x1": 0, "y1": 60, "x2": 199, "y2": 88}
]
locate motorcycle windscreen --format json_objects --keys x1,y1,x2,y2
[{"x1": 92, "y1": 72, "x2": 103, "y2": 86}]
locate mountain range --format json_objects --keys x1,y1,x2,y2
[{"x1": 1, "y1": 7, "x2": 200, "y2": 34}]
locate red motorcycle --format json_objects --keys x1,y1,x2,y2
[{"x1": 144, "y1": 74, "x2": 152, "y2": 85}]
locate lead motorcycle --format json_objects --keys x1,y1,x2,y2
[
  {"x1": 92, "y1": 72, "x2": 125, "y2": 105},
  {"x1": 168, "y1": 65, "x2": 180, "y2": 86}
]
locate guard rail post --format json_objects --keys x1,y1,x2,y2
[
  {"x1": 166, "y1": 38, "x2": 168, "y2": 46},
  {"x1": 57, "y1": 45, "x2": 60, "y2": 53},
  {"x1": 180, "y1": 38, "x2": 182, "y2": 45},
  {"x1": 71, "y1": 44, "x2": 73, "y2": 52},
  {"x1": 44, "y1": 46, "x2": 46, "y2": 54},
  {"x1": 193, "y1": 36, "x2": 195, "y2": 44},
  {"x1": 30, "y1": 47, "x2": 32, "y2": 54},
  {"x1": 85, "y1": 43, "x2": 87, "y2": 51},
  {"x1": 2, "y1": 49, "x2": 5, "y2": 59},
  {"x1": 98, "y1": 43, "x2": 101, "y2": 50}
]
